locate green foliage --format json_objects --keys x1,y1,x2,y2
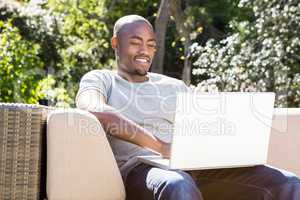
[
  {"x1": 47, "y1": 0, "x2": 113, "y2": 80},
  {"x1": 164, "y1": 0, "x2": 252, "y2": 78},
  {"x1": 36, "y1": 75, "x2": 72, "y2": 107},
  {"x1": 0, "y1": 0, "x2": 159, "y2": 106},
  {"x1": 0, "y1": 0, "x2": 112, "y2": 106},
  {"x1": 44, "y1": 0, "x2": 113, "y2": 103},
  {"x1": 1, "y1": 0, "x2": 298, "y2": 107},
  {"x1": 192, "y1": 0, "x2": 300, "y2": 107},
  {"x1": 0, "y1": 20, "x2": 44, "y2": 103}
]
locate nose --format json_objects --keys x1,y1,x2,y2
[{"x1": 138, "y1": 43, "x2": 150, "y2": 55}]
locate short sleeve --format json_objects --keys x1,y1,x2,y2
[{"x1": 76, "y1": 69, "x2": 113, "y2": 101}]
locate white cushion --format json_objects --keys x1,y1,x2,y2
[
  {"x1": 47, "y1": 109, "x2": 125, "y2": 200},
  {"x1": 268, "y1": 108, "x2": 300, "y2": 176}
]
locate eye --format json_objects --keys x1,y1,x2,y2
[
  {"x1": 131, "y1": 42, "x2": 140, "y2": 45},
  {"x1": 130, "y1": 40, "x2": 142, "y2": 46},
  {"x1": 148, "y1": 43, "x2": 157, "y2": 49}
]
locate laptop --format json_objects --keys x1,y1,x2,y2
[{"x1": 138, "y1": 92, "x2": 275, "y2": 170}]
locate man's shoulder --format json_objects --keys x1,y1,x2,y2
[
  {"x1": 80, "y1": 69, "x2": 117, "y2": 84},
  {"x1": 78, "y1": 69, "x2": 117, "y2": 100},
  {"x1": 83, "y1": 69, "x2": 116, "y2": 78}
]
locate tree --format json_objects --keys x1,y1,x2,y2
[
  {"x1": 152, "y1": 0, "x2": 170, "y2": 74},
  {"x1": 169, "y1": 0, "x2": 193, "y2": 85},
  {"x1": 152, "y1": 0, "x2": 250, "y2": 83},
  {"x1": 192, "y1": 0, "x2": 300, "y2": 107}
]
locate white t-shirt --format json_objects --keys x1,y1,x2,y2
[{"x1": 76, "y1": 69, "x2": 188, "y2": 180}]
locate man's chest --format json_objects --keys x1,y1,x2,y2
[{"x1": 107, "y1": 85, "x2": 177, "y2": 122}]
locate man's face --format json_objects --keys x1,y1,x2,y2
[{"x1": 113, "y1": 21, "x2": 156, "y2": 77}]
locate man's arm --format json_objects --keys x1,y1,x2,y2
[{"x1": 76, "y1": 90, "x2": 170, "y2": 158}]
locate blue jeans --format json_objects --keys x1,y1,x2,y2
[{"x1": 125, "y1": 164, "x2": 300, "y2": 200}]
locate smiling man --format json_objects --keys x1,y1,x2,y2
[
  {"x1": 76, "y1": 15, "x2": 300, "y2": 200},
  {"x1": 112, "y1": 18, "x2": 155, "y2": 81}
]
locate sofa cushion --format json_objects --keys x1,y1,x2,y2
[
  {"x1": 47, "y1": 109, "x2": 125, "y2": 200},
  {"x1": 268, "y1": 108, "x2": 300, "y2": 176}
]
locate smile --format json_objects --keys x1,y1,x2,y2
[{"x1": 134, "y1": 57, "x2": 150, "y2": 63}]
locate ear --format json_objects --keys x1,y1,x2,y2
[{"x1": 111, "y1": 36, "x2": 118, "y2": 49}]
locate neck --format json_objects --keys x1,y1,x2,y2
[{"x1": 117, "y1": 71, "x2": 149, "y2": 83}]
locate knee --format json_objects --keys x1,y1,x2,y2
[
  {"x1": 164, "y1": 174, "x2": 190, "y2": 190},
  {"x1": 159, "y1": 173, "x2": 202, "y2": 200},
  {"x1": 273, "y1": 178, "x2": 300, "y2": 199}
]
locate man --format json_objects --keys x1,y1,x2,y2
[{"x1": 76, "y1": 15, "x2": 300, "y2": 200}]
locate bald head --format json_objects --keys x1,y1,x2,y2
[{"x1": 113, "y1": 15, "x2": 153, "y2": 37}]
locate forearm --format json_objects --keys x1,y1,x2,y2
[{"x1": 91, "y1": 111, "x2": 164, "y2": 154}]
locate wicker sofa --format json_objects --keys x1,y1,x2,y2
[
  {"x1": 0, "y1": 103, "x2": 299, "y2": 200},
  {"x1": 0, "y1": 103, "x2": 125, "y2": 200}
]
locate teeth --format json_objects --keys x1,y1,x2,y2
[{"x1": 136, "y1": 58, "x2": 148, "y2": 63}]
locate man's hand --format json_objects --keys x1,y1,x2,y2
[{"x1": 159, "y1": 141, "x2": 171, "y2": 159}]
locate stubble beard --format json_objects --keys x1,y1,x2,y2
[{"x1": 134, "y1": 68, "x2": 148, "y2": 76}]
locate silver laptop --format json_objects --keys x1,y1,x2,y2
[{"x1": 138, "y1": 92, "x2": 275, "y2": 170}]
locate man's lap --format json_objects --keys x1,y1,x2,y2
[
  {"x1": 125, "y1": 163, "x2": 300, "y2": 200},
  {"x1": 190, "y1": 165, "x2": 300, "y2": 199},
  {"x1": 125, "y1": 163, "x2": 202, "y2": 200}
]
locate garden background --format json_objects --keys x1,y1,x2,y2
[{"x1": 0, "y1": 0, "x2": 299, "y2": 107}]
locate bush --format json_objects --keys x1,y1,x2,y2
[
  {"x1": 191, "y1": 0, "x2": 300, "y2": 107},
  {"x1": 0, "y1": 20, "x2": 44, "y2": 103}
]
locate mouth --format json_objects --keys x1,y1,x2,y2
[{"x1": 134, "y1": 56, "x2": 151, "y2": 64}]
